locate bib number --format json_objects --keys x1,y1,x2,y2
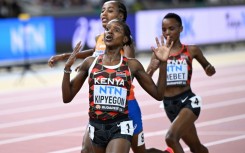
[
  {"x1": 137, "y1": 131, "x2": 145, "y2": 146},
  {"x1": 119, "y1": 120, "x2": 134, "y2": 136},
  {"x1": 190, "y1": 95, "x2": 202, "y2": 108},
  {"x1": 88, "y1": 124, "x2": 95, "y2": 140}
]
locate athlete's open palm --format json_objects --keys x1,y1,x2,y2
[
  {"x1": 65, "y1": 41, "x2": 82, "y2": 69},
  {"x1": 152, "y1": 35, "x2": 173, "y2": 62}
]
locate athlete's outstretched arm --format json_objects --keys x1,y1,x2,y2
[
  {"x1": 129, "y1": 36, "x2": 173, "y2": 100},
  {"x1": 146, "y1": 36, "x2": 172, "y2": 77},
  {"x1": 189, "y1": 45, "x2": 216, "y2": 76},
  {"x1": 48, "y1": 48, "x2": 94, "y2": 67},
  {"x1": 146, "y1": 53, "x2": 160, "y2": 77},
  {"x1": 129, "y1": 59, "x2": 166, "y2": 100},
  {"x1": 62, "y1": 42, "x2": 93, "y2": 103}
]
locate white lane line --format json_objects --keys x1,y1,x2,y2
[
  {"x1": 50, "y1": 135, "x2": 245, "y2": 153},
  {"x1": 48, "y1": 118, "x2": 245, "y2": 153},
  {"x1": 144, "y1": 114, "x2": 245, "y2": 138},
  {"x1": 196, "y1": 114, "x2": 245, "y2": 127},
  {"x1": 197, "y1": 131, "x2": 245, "y2": 135},
  {"x1": 0, "y1": 112, "x2": 87, "y2": 129},
  {"x1": 204, "y1": 134, "x2": 245, "y2": 147},
  {"x1": 0, "y1": 103, "x2": 68, "y2": 116},
  {"x1": 193, "y1": 74, "x2": 245, "y2": 86},
  {"x1": 156, "y1": 96, "x2": 245, "y2": 112},
  {"x1": 50, "y1": 147, "x2": 82, "y2": 153},
  {"x1": 201, "y1": 86, "x2": 245, "y2": 97},
  {"x1": 0, "y1": 127, "x2": 83, "y2": 145},
  {"x1": 0, "y1": 114, "x2": 244, "y2": 145},
  {"x1": 0, "y1": 91, "x2": 62, "y2": 105},
  {"x1": 202, "y1": 97, "x2": 245, "y2": 109},
  {"x1": 1, "y1": 97, "x2": 244, "y2": 129},
  {"x1": 1, "y1": 73, "x2": 245, "y2": 105},
  {"x1": 1, "y1": 84, "x2": 245, "y2": 116},
  {"x1": 0, "y1": 88, "x2": 86, "y2": 105},
  {"x1": 183, "y1": 134, "x2": 245, "y2": 152}
]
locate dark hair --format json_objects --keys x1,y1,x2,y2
[
  {"x1": 116, "y1": 1, "x2": 127, "y2": 22},
  {"x1": 163, "y1": 13, "x2": 182, "y2": 26},
  {"x1": 104, "y1": 0, "x2": 127, "y2": 22},
  {"x1": 109, "y1": 19, "x2": 132, "y2": 46}
]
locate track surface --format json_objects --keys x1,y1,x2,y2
[{"x1": 0, "y1": 48, "x2": 245, "y2": 153}]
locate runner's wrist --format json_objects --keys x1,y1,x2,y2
[
  {"x1": 205, "y1": 64, "x2": 211, "y2": 71},
  {"x1": 61, "y1": 53, "x2": 66, "y2": 60},
  {"x1": 64, "y1": 67, "x2": 72, "y2": 74}
]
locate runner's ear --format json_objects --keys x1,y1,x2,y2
[
  {"x1": 179, "y1": 25, "x2": 183, "y2": 33},
  {"x1": 123, "y1": 36, "x2": 129, "y2": 45},
  {"x1": 118, "y1": 14, "x2": 124, "y2": 21}
]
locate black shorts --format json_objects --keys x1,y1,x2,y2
[
  {"x1": 163, "y1": 89, "x2": 202, "y2": 122},
  {"x1": 88, "y1": 117, "x2": 134, "y2": 147}
]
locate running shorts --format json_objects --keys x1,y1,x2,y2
[
  {"x1": 163, "y1": 89, "x2": 202, "y2": 122},
  {"x1": 88, "y1": 118, "x2": 134, "y2": 147},
  {"x1": 128, "y1": 99, "x2": 143, "y2": 134}
]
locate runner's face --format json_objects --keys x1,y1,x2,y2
[
  {"x1": 104, "y1": 21, "x2": 126, "y2": 47},
  {"x1": 101, "y1": 2, "x2": 121, "y2": 28},
  {"x1": 162, "y1": 18, "x2": 182, "y2": 43}
]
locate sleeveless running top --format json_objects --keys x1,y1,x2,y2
[
  {"x1": 93, "y1": 34, "x2": 106, "y2": 57},
  {"x1": 167, "y1": 45, "x2": 192, "y2": 86},
  {"x1": 88, "y1": 54, "x2": 132, "y2": 121},
  {"x1": 92, "y1": 33, "x2": 135, "y2": 100}
]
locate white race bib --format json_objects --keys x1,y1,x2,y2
[
  {"x1": 190, "y1": 95, "x2": 202, "y2": 108},
  {"x1": 137, "y1": 131, "x2": 145, "y2": 146},
  {"x1": 167, "y1": 59, "x2": 188, "y2": 86},
  {"x1": 119, "y1": 120, "x2": 134, "y2": 136},
  {"x1": 94, "y1": 85, "x2": 127, "y2": 112},
  {"x1": 88, "y1": 124, "x2": 95, "y2": 140}
]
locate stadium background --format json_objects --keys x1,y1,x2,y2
[
  {"x1": 0, "y1": 0, "x2": 245, "y2": 68},
  {"x1": 0, "y1": 1, "x2": 245, "y2": 153}
]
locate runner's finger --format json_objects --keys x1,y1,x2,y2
[
  {"x1": 155, "y1": 37, "x2": 160, "y2": 48},
  {"x1": 161, "y1": 35, "x2": 164, "y2": 46}
]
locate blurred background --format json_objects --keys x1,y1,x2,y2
[
  {"x1": 0, "y1": 0, "x2": 245, "y2": 86},
  {"x1": 1, "y1": 1, "x2": 245, "y2": 153}
]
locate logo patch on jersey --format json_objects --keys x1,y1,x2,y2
[
  {"x1": 181, "y1": 54, "x2": 188, "y2": 59},
  {"x1": 95, "y1": 105, "x2": 101, "y2": 109},
  {"x1": 116, "y1": 71, "x2": 126, "y2": 77},
  {"x1": 93, "y1": 71, "x2": 104, "y2": 75}
]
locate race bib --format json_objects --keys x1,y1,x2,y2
[
  {"x1": 190, "y1": 95, "x2": 202, "y2": 108},
  {"x1": 94, "y1": 85, "x2": 127, "y2": 112},
  {"x1": 167, "y1": 59, "x2": 188, "y2": 86},
  {"x1": 137, "y1": 131, "x2": 145, "y2": 146},
  {"x1": 119, "y1": 120, "x2": 134, "y2": 136},
  {"x1": 88, "y1": 124, "x2": 95, "y2": 140}
]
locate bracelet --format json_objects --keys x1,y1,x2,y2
[
  {"x1": 205, "y1": 64, "x2": 211, "y2": 71},
  {"x1": 64, "y1": 68, "x2": 72, "y2": 74}
]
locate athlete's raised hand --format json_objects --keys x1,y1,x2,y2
[
  {"x1": 152, "y1": 35, "x2": 173, "y2": 62},
  {"x1": 64, "y1": 41, "x2": 82, "y2": 69},
  {"x1": 48, "y1": 55, "x2": 63, "y2": 67}
]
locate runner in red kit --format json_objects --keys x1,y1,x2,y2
[
  {"x1": 147, "y1": 13, "x2": 216, "y2": 153},
  {"x1": 62, "y1": 19, "x2": 173, "y2": 153},
  {"x1": 50, "y1": 1, "x2": 173, "y2": 153}
]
